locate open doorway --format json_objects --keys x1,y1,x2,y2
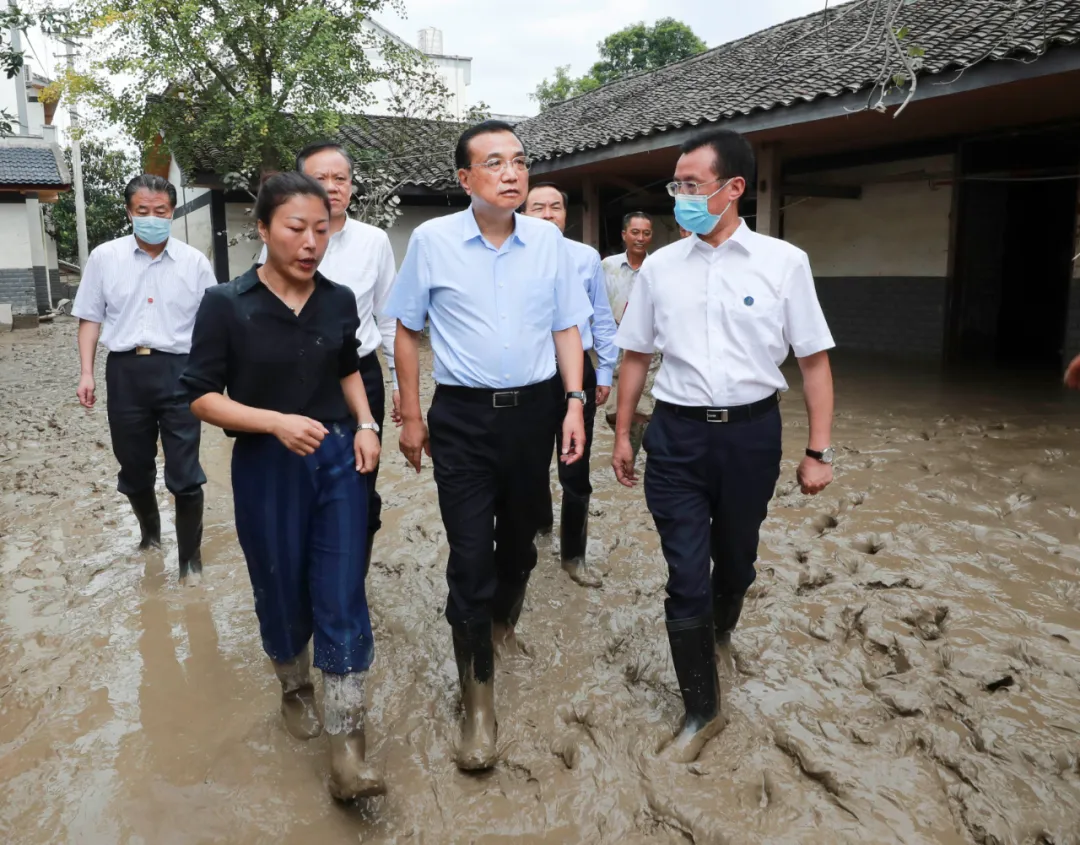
[{"x1": 947, "y1": 130, "x2": 1079, "y2": 370}]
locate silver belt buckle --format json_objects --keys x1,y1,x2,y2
[
  {"x1": 706, "y1": 408, "x2": 729, "y2": 423},
  {"x1": 492, "y1": 390, "x2": 518, "y2": 408}
]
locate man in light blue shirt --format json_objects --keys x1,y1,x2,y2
[
  {"x1": 524, "y1": 182, "x2": 618, "y2": 589},
  {"x1": 385, "y1": 120, "x2": 592, "y2": 774}
]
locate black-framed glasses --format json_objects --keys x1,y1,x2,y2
[{"x1": 469, "y1": 156, "x2": 530, "y2": 174}]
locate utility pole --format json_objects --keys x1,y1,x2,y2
[{"x1": 64, "y1": 38, "x2": 88, "y2": 267}]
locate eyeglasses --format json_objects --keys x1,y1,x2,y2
[
  {"x1": 665, "y1": 178, "x2": 723, "y2": 197},
  {"x1": 469, "y1": 156, "x2": 530, "y2": 174}
]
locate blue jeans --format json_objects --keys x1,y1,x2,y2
[{"x1": 231, "y1": 422, "x2": 373, "y2": 674}]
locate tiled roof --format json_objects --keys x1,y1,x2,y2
[
  {"x1": 339, "y1": 115, "x2": 462, "y2": 191},
  {"x1": 0, "y1": 144, "x2": 69, "y2": 187},
  {"x1": 517, "y1": 0, "x2": 1080, "y2": 161}
]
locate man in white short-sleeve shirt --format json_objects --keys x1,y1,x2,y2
[{"x1": 612, "y1": 128, "x2": 836, "y2": 764}]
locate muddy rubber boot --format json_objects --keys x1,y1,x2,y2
[
  {"x1": 560, "y1": 494, "x2": 601, "y2": 588},
  {"x1": 323, "y1": 672, "x2": 386, "y2": 800},
  {"x1": 713, "y1": 592, "x2": 745, "y2": 646},
  {"x1": 127, "y1": 489, "x2": 161, "y2": 550},
  {"x1": 452, "y1": 619, "x2": 498, "y2": 771},
  {"x1": 175, "y1": 489, "x2": 204, "y2": 585},
  {"x1": 491, "y1": 578, "x2": 528, "y2": 657},
  {"x1": 272, "y1": 649, "x2": 322, "y2": 740},
  {"x1": 661, "y1": 615, "x2": 727, "y2": 763}
]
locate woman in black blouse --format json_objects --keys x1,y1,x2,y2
[{"x1": 181, "y1": 172, "x2": 385, "y2": 801}]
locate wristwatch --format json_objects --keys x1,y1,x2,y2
[
  {"x1": 356, "y1": 421, "x2": 380, "y2": 434},
  {"x1": 566, "y1": 391, "x2": 587, "y2": 404},
  {"x1": 806, "y1": 446, "x2": 835, "y2": 464}
]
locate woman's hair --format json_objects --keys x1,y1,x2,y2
[{"x1": 254, "y1": 171, "x2": 332, "y2": 227}]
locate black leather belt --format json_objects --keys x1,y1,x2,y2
[
  {"x1": 656, "y1": 392, "x2": 779, "y2": 423},
  {"x1": 436, "y1": 381, "x2": 551, "y2": 408}
]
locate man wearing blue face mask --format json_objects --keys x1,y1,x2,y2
[
  {"x1": 611, "y1": 129, "x2": 836, "y2": 763},
  {"x1": 73, "y1": 174, "x2": 217, "y2": 584}
]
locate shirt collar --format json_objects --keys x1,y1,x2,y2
[
  {"x1": 235, "y1": 265, "x2": 330, "y2": 295},
  {"x1": 685, "y1": 219, "x2": 754, "y2": 259},
  {"x1": 461, "y1": 205, "x2": 526, "y2": 247},
  {"x1": 130, "y1": 233, "x2": 175, "y2": 261}
]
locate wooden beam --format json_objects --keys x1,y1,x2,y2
[
  {"x1": 756, "y1": 143, "x2": 782, "y2": 237},
  {"x1": 781, "y1": 182, "x2": 862, "y2": 199},
  {"x1": 582, "y1": 178, "x2": 600, "y2": 250}
]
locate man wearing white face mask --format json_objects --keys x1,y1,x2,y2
[
  {"x1": 73, "y1": 174, "x2": 217, "y2": 584},
  {"x1": 611, "y1": 129, "x2": 836, "y2": 763}
]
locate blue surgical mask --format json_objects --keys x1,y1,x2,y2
[
  {"x1": 131, "y1": 215, "x2": 172, "y2": 245},
  {"x1": 673, "y1": 178, "x2": 733, "y2": 236}
]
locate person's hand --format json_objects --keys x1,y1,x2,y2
[
  {"x1": 560, "y1": 403, "x2": 586, "y2": 464},
  {"x1": 391, "y1": 389, "x2": 403, "y2": 426},
  {"x1": 595, "y1": 385, "x2": 611, "y2": 406},
  {"x1": 272, "y1": 414, "x2": 328, "y2": 456},
  {"x1": 797, "y1": 456, "x2": 833, "y2": 495},
  {"x1": 612, "y1": 434, "x2": 637, "y2": 487},
  {"x1": 77, "y1": 374, "x2": 96, "y2": 409},
  {"x1": 354, "y1": 429, "x2": 380, "y2": 473},
  {"x1": 1065, "y1": 354, "x2": 1080, "y2": 389},
  {"x1": 400, "y1": 417, "x2": 430, "y2": 473}
]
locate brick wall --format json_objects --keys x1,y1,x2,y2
[
  {"x1": 33, "y1": 265, "x2": 49, "y2": 313},
  {"x1": 0, "y1": 267, "x2": 39, "y2": 327},
  {"x1": 815, "y1": 277, "x2": 948, "y2": 359},
  {"x1": 48, "y1": 269, "x2": 60, "y2": 306}
]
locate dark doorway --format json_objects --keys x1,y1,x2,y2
[{"x1": 947, "y1": 130, "x2": 1079, "y2": 369}]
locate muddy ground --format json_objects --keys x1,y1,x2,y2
[{"x1": 2, "y1": 318, "x2": 1080, "y2": 845}]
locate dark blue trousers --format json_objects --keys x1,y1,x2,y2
[
  {"x1": 231, "y1": 423, "x2": 373, "y2": 674},
  {"x1": 643, "y1": 402, "x2": 782, "y2": 621}
]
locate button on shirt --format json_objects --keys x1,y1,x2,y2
[
  {"x1": 180, "y1": 268, "x2": 361, "y2": 434},
  {"x1": 615, "y1": 221, "x2": 835, "y2": 407},
  {"x1": 565, "y1": 238, "x2": 618, "y2": 387},
  {"x1": 258, "y1": 217, "x2": 398, "y2": 382},
  {"x1": 384, "y1": 208, "x2": 593, "y2": 389},
  {"x1": 601, "y1": 251, "x2": 643, "y2": 325},
  {"x1": 71, "y1": 235, "x2": 217, "y2": 354}
]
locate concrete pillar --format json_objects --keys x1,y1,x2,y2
[
  {"x1": 755, "y1": 143, "x2": 783, "y2": 238},
  {"x1": 25, "y1": 194, "x2": 50, "y2": 314},
  {"x1": 582, "y1": 178, "x2": 600, "y2": 251}
]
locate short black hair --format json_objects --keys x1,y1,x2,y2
[
  {"x1": 680, "y1": 129, "x2": 755, "y2": 183},
  {"x1": 254, "y1": 171, "x2": 331, "y2": 227},
  {"x1": 622, "y1": 211, "x2": 653, "y2": 230},
  {"x1": 528, "y1": 182, "x2": 568, "y2": 207},
  {"x1": 455, "y1": 119, "x2": 523, "y2": 171},
  {"x1": 125, "y1": 174, "x2": 177, "y2": 209},
  {"x1": 295, "y1": 141, "x2": 354, "y2": 173}
]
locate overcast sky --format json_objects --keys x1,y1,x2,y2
[{"x1": 379, "y1": 0, "x2": 828, "y2": 117}]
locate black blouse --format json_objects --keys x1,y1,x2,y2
[{"x1": 180, "y1": 266, "x2": 361, "y2": 435}]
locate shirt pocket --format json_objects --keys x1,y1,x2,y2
[{"x1": 728, "y1": 289, "x2": 783, "y2": 349}]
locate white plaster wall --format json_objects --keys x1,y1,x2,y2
[
  {"x1": 386, "y1": 205, "x2": 462, "y2": 268},
  {"x1": 784, "y1": 155, "x2": 954, "y2": 278},
  {"x1": 227, "y1": 202, "x2": 263, "y2": 278},
  {"x1": 0, "y1": 205, "x2": 33, "y2": 269}
]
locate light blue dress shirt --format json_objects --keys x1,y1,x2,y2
[
  {"x1": 384, "y1": 208, "x2": 593, "y2": 389},
  {"x1": 564, "y1": 238, "x2": 619, "y2": 388}
]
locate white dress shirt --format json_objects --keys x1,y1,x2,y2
[
  {"x1": 72, "y1": 235, "x2": 217, "y2": 354},
  {"x1": 601, "y1": 251, "x2": 643, "y2": 325},
  {"x1": 615, "y1": 221, "x2": 835, "y2": 407},
  {"x1": 259, "y1": 217, "x2": 398, "y2": 382}
]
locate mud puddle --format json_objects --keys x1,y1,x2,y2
[{"x1": 2, "y1": 319, "x2": 1080, "y2": 844}]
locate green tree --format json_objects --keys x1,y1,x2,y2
[
  {"x1": 63, "y1": 0, "x2": 406, "y2": 184},
  {"x1": 531, "y1": 18, "x2": 705, "y2": 111},
  {"x1": 45, "y1": 138, "x2": 138, "y2": 263},
  {"x1": 1, "y1": 4, "x2": 69, "y2": 135}
]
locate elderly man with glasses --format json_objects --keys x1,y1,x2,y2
[
  {"x1": 386, "y1": 119, "x2": 592, "y2": 772},
  {"x1": 612, "y1": 129, "x2": 836, "y2": 763}
]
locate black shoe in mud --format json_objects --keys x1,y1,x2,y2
[
  {"x1": 713, "y1": 592, "x2": 745, "y2": 646},
  {"x1": 662, "y1": 615, "x2": 726, "y2": 763}
]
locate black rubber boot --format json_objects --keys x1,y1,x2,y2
[
  {"x1": 560, "y1": 494, "x2": 601, "y2": 588},
  {"x1": 491, "y1": 576, "x2": 528, "y2": 657},
  {"x1": 363, "y1": 533, "x2": 375, "y2": 579},
  {"x1": 175, "y1": 489, "x2": 204, "y2": 584},
  {"x1": 713, "y1": 592, "x2": 745, "y2": 646},
  {"x1": 661, "y1": 615, "x2": 727, "y2": 763},
  {"x1": 451, "y1": 618, "x2": 498, "y2": 771},
  {"x1": 127, "y1": 489, "x2": 161, "y2": 550}
]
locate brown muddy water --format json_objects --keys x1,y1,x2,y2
[{"x1": 3, "y1": 319, "x2": 1080, "y2": 845}]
